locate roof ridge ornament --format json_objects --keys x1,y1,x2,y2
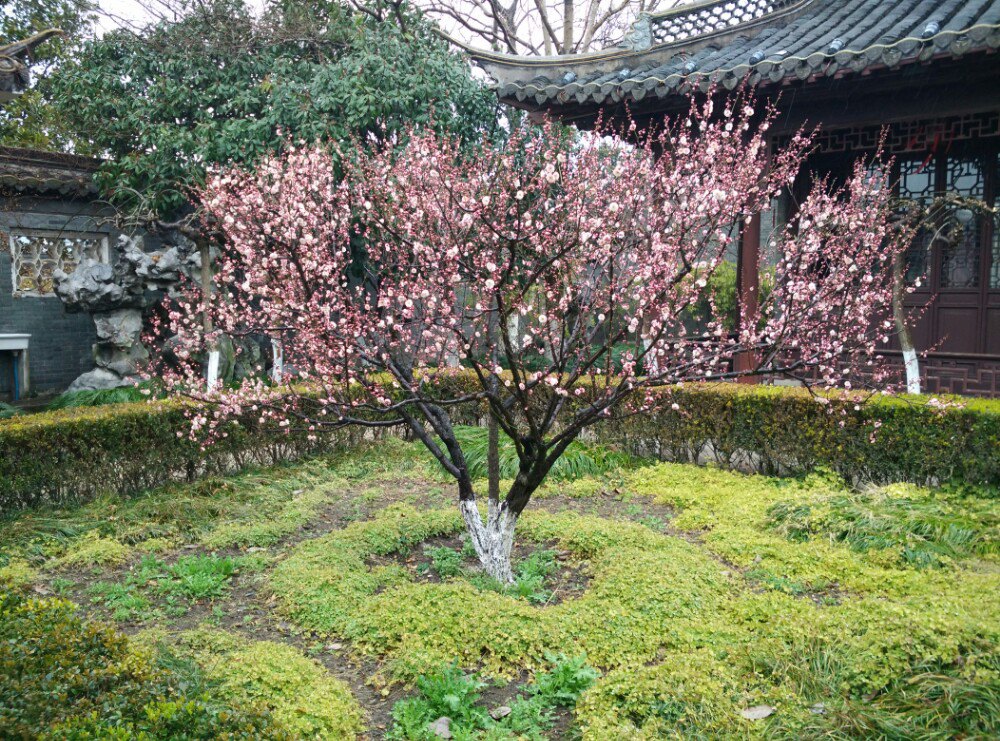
[
  {"x1": 0, "y1": 29, "x2": 63, "y2": 101},
  {"x1": 624, "y1": 13, "x2": 654, "y2": 52}
]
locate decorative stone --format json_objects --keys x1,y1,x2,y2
[
  {"x1": 93, "y1": 309, "x2": 144, "y2": 349},
  {"x1": 740, "y1": 705, "x2": 775, "y2": 720},
  {"x1": 94, "y1": 342, "x2": 149, "y2": 377},
  {"x1": 67, "y1": 368, "x2": 130, "y2": 392},
  {"x1": 54, "y1": 257, "x2": 145, "y2": 312},
  {"x1": 428, "y1": 716, "x2": 452, "y2": 739}
]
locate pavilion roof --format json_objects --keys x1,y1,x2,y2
[{"x1": 461, "y1": 0, "x2": 1000, "y2": 110}]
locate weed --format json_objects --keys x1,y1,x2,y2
[
  {"x1": 160, "y1": 555, "x2": 237, "y2": 600},
  {"x1": 531, "y1": 653, "x2": 600, "y2": 707},
  {"x1": 387, "y1": 657, "x2": 598, "y2": 740},
  {"x1": 87, "y1": 581, "x2": 151, "y2": 621},
  {"x1": 422, "y1": 546, "x2": 465, "y2": 579}
]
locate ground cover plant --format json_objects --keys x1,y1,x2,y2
[{"x1": 1, "y1": 438, "x2": 996, "y2": 738}]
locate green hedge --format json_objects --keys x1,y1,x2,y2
[
  {"x1": 0, "y1": 400, "x2": 359, "y2": 513},
  {"x1": 604, "y1": 384, "x2": 1000, "y2": 487},
  {"x1": 2, "y1": 380, "x2": 997, "y2": 515}
]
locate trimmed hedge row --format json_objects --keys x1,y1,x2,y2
[
  {"x1": 2, "y1": 379, "x2": 997, "y2": 514},
  {"x1": 604, "y1": 384, "x2": 1000, "y2": 487},
  {"x1": 0, "y1": 400, "x2": 361, "y2": 513}
]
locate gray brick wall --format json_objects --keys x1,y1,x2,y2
[{"x1": 0, "y1": 195, "x2": 131, "y2": 395}]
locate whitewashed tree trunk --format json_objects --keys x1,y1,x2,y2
[
  {"x1": 206, "y1": 349, "x2": 220, "y2": 390},
  {"x1": 459, "y1": 498, "x2": 518, "y2": 584},
  {"x1": 892, "y1": 251, "x2": 921, "y2": 394}
]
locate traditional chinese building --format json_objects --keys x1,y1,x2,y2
[
  {"x1": 464, "y1": 0, "x2": 1000, "y2": 396},
  {"x1": 1, "y1": 33, "x2": 153, "y2": 400}
]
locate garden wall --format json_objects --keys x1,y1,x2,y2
[{"x1": 2, "y1": 381, "x2": 997, "y2": 514}]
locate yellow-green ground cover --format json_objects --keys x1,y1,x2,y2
[{"x1": 1, "y1": 437, "x2": 997, "y2": 738}]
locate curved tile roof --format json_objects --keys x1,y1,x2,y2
[
  {"x1": 0, "y1": 147, "x2": 100, "y2": 198},
  {"x1": 464, "y1": 0, "x2": 1000, "y2": 108}
]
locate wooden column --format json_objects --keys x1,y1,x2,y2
[{"x1": 734, "y1": 212, "x2": 760, "y2": 381}]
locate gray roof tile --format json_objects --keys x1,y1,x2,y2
[{"x1": 466, "y1": 0, "x2": 1000, "y2": 109}]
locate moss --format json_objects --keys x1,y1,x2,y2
[
  {"x1": 150, "y1": 627, "x2": 366, "y2": 739},
  {"x1": 271, "y1": 504, "x2": 732, "y2": 683},
  {"x1": 0, "y1": 558, "x2": 38, "y2": 589},
  {"x1": 200, "y1": 480, "x2": 342, "y2": 549},
  {"x1": 52, "y1": 531, "x2": 130, "y2": 568}
]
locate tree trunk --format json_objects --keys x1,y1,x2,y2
[
  {"x1": 460, "y1": 498, "x2": 517, "y2": 584},
  {"x1": 892, "y1": 250, "x2": 920, "y2": 394}
]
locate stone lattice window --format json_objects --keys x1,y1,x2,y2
[{"x1": 8, "y1": 231, "x2": 108, "y2": 296}]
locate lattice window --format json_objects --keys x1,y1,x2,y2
[
  {"x1": 939, "y1": 157, "x2": 984, "y2": 289},
  {"x1": 899, "y1": 158, "x2": 935, "y2": 285},
  {"x1": 650, "y1": 0, "x2": 800, "y2": 45},
  {"x1": 8, "y1": 231, "x2": 108, "y2": 296}
]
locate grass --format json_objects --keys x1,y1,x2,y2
[
  {"x1": 0, "y1": 438, "x2": 997, "y2": 739},
  {"x1": 45, "y1": 382, "x2": 160, "y2": 410},
  {"x1": 450, "y1": 424, "x2": 642, "y2": 481},
  {"x1": 766, "y1": 484, "x2": 999, "y2": 567}
]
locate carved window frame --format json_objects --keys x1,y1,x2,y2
[{"x1": 8, "y1": 230, "x2": 109, "y2": 297}]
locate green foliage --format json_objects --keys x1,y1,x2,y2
[
  {"x1": 0, "y1": 0, "x2": 96, "y2": 150},
  {"x1": 46, "y1": 382, "x2": 159, "y2": 410},
  {"x1": 0, "y1": 590, "x2": 286, "y2": 738},
  {"x1": 50, "y1": 0, "x2": 496, "y2": 219},
  {"x1": 3, "y1": 373, "x2": 998, "y2": 516},
  {"x1": 0, "y1": 401, "x2": 21, "y2": 420},
  {"x1": 680, "y1": 262, "x2": 776, "y2": 332},
  {"x1": 388, "y1": 656, "x2": 598, "y2": 740},
  {"x1": 388, "y1": 664, "x2": 490, "y2": 740},
  {"x1": 141, "y1": 627, "x2": 366, "y2": 738},
  {"x1": 451, "y1": 424, "x2": 638, "y2": 481},
  {"x1": 767, "y1": 485, "x2": 999, "y2": 568},
  {"x1": 424, "y1": 545, "x2": 465, "y2": 579},
  {"x1": 470, "y1": 548, "x2": 559, "y2": 605},
  {"x1": 88, "y1": 580, "x2": 152, "y2": 621},
  {"x1": 161, "y1": 555, "x2": 237, "y2": 600},
  {"x1": 605, "y1": 381, "x2": 1000, "y2": 486},
  {"x1": 0, "y1": 398, "x2": 355, "y2": 513},
  {"x1": 530, "y1": 653, "x2": 600, "y2": 707}
]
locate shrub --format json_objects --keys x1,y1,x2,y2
[
  {"x1": 0, "y1": 398, "x2": 359, "y2": 513},
  {"x1": 0, "y1": 588, "x2": 285, "y2": 738},
  {"x1": 603, "y1": 383, "x2": 1000, "y2": 486},
  {"x1": 2, "y1": 374, "x2": 998, "y2": 516}
]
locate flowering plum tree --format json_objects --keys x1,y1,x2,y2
[{"x1": 162, "y1": 98, "x2": 907, "y2": 582}]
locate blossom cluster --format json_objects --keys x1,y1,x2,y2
[{"x1": 157, "y1": 94, "x2": 907, "y2": 446}]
